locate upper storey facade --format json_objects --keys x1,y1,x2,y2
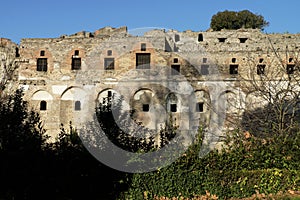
[{"x1": 17, "y1": 26, "x2": 300, "y2": 85}]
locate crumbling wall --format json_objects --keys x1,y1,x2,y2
[
  {"x1": 0, "y1": 38, "x2": 18, "y2": 95},
  {"x1": 9, "y1": 26, "x2": 300, "y2": 141}
]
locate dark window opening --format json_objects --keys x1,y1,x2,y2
[
  {"x1": 171, "y1": 65, "x2": 180, "y2": 75},
  {"x1": 107, "y1": 50, "x2": 112, "y2": 56},
  {"x1": 75, "y1": 101, "x2": 81, "y2": 111},
  {"x1": 173, "y1": 58, "x2": 179, "y2": 63},
  {"x1": 198, "y1": 34, "x2": 203, "y2": 42},
  {"x1": 40, "y1": 101, "x2": 47, "y2": 111},
  {"x1": 232, "y1": 58, "x2": 236, "y2": 63},
  {"x1": 259, "y1": 58, "x2": 264, "y2": 63},
  {"x1": 104, "y1": 58, "x2": 115, "y2": 70},
  {"x1": 141, "y1": 43, "x2": 146, "y2": 51},
  {"x1": 74, "y1": 50, "x2": 79, "y2": 56},
  {"x1": 143, "y1": 104, "x2": 149, "y2": 112},
  {"x1": 40, "y1": 50, "x2": 45, "y2": 56},
  {"x1": 15, "y1": 47, "x2": 20, "y2": 57},
  {"x1": 203, "y1": 58, "x2": 207, "y2": 63},
  {"x1": 287, "y1": 64, "x2": 295, "y2": 74},
  {"x1": 196, "y1": 102, "x2": 204, "y2": 112},
  {"x1": 37, "y1": 58, "x2": 48, "y2": 72},
  {"x1": 201, "y1": 64, "x2": 209, "y2": 75},
  {"x1": 108, "y1": 91, "x2": 112, "y2": 97},
  {"x1": 239, "y1": 38, "x2": 248, "y2": 43},
  {"x1": 229, "y1": 64, "x2": 239, "y2": 75},
  {"x1": 170, "y1": 104, "x2": 177, "y2": 112},
  {"x1": 289, "y1": 58, "x2": 294, "y2": 63},
  {"x1": 218, "y1": 38, "x2": 226, "y2": 43},
  {"x1": 175, "y1": 34, "x2": 180, "y2": 42},
  {"x1": 136, "y1": 53, "x2": 150, "y2": 69},
  {"x1": 72, "y1": 58, "x2": 81, "y2": 70},
  {"x1": 257, "y1": 64, "x2": 266, "y2": 75}
]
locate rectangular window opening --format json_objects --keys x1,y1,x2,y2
[
  {"x1": 75, "y1": 101, "x2": 81, "y2": 111},
  {"x1": 175, "y1": 34, "x2": 180, "y2": 42},
  {"x1": 170, "y1": 104, "x2": 177, "y2": 112},
  {"x1": 257, "y1": 64, "x2": 266, "y2": 75},
  {"x1": 15, "y1": 47, "x2": 20, "y2": 57},
  {"x1": 232, "y1": 58, "x2": 236, "y2": 63},
  {"x1": 108, "y1": 91, "x2": 112, "y2": 97},
  {"x1": 107, "y1": 50, "x2": 112, "y2": 56},
  {"x1": 173, "y1": 58, "x2": 179, "y2": 63},
  {"x1": 196, "y1": 102, "x2": 204, "y2": 112},
  {"x1": 198, "y1": 34, "x2": 203, "y2": 42},
  {"x1": 143, "y1": 104, "x2": 149, "y2": 112},
  {"x1": 72, "y1": 58, "x2": 81, "y2": 70},
  {"x1": 229, "y1": 64, "x2": 239, "y2": 75},
  {"x1": 141, "y1": 43, "x2": 147, "y2": 51},
  {"x1": 40, "y1": 101, "x2": 47, "y2": 111},
  {"x1": 218, "y1": 38, "x2": 226, "y2": 43},
  {"x1": 104, "y1": 58, "x2": 115, "y2": 70},
  {"x1": 201, "y1": 64, "x2": 209, "y2": 75},
  {"x1": 74, "y1": 50, "x2": 79, "y2": 56},
  {"x1": 171, "y1": 65, "x2": 180, "y2": 75},
  {"x1": 136, "y1": 53, "x2": 151, "y2": 69},
  {"x1": 203, "y1": 58, "x2": 207, "y2": 63},
  {"x1": 37, "y1": 58, "x2": 48, "y2": 72},
  {"x1": 287, "y1": 64, "x2": 295, "y2": 74},
  {"x1": 40, "y1": 50, "x2": 45, "y2": 56}
]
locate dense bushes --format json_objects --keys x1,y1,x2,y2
[
  {"x1": 0, "y1": 89, "x2": 48, "y2": 153},
  {"x1": 120, "y1": 130, "x2": 300, "y2": 199},
  {"x1": 0, "y1": 90, "x2": 128, "y2": 199}
]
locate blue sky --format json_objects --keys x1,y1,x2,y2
[{"x1": 1, "y1": 0, "x2": 300, "y2": 43}]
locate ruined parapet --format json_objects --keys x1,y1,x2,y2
[
  {"x1": 0, "y1": 38, "x2": 19, "y2": 95},
  {"x1": 94, "y1": 26, "x2": 127, "y2": 37}
]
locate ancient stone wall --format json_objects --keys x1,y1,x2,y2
[
  {"x1": 0, "y1": 38, "x2": 19, "y2": 95},
  {"x1": 1, "y1": 26, "x2": 300, "y2": 143}
]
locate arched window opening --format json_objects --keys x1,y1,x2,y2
[
  {"x1": 75, "y1": 101, "x2": 81, "y2": 111},
  {"x1": 40, "y1": 101, "x2": 47, "y2": 111},
  {"x1": 167, "y1": 93, "x2": 178, "y2": 113}
]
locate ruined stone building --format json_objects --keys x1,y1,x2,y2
[{"x1": 1, "y1": 26, "x2": 300, "y2": 145}]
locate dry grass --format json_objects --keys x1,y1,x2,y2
[{"x1": 152, "y1": 190, "x2": 300, "y2": 200}]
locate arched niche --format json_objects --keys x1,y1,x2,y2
[
  {"x1": 32, "y1": 90, "x2": 53, "y2": 100},
  {"x1": 166, "y1": 93, "x2": 180, "y2": 113},
  {"x1": 60, "y1": 87, "x2": 86, "y2": 125},
  {"x1": 194, "y1": 90, "x2": 210, "y2": 113},
  {"x1": 61, "y1": 87, "x2": 86, "y2": 101}
]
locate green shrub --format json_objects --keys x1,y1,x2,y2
[{"x1": 120, "y1": 129, "x2": 300, "y2": 199}]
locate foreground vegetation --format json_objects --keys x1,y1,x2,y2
[
  {"x1": 121, "y1": 130, "x2": 300, "y2": 199},
  {"x1": 0, "y1": 90, "x2": 128, "y2": 199},
  {"x1": 0, "y1": 90, "x2": 299, "y2": 199}
]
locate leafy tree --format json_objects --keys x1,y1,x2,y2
[
  {"x1": 210, "y1": 10, "x2": 269, "y2": 31},
  {"x1": 96, "y1": 95, "x2": 177, "y2": 152},
  {"x1": 0, "y1": 89, "x2": 48, "y2": 153},
  {"x1": 0, "y1": 89, "x2": 49, "y2": 199},
  {"x1": 0, "y1": 90, "x2": 131, "y2": 199},
  {"x1": 52, "y1": 123, "x2": 128, "y2": 200}
]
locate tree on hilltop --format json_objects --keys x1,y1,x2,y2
[{"x1": 210, "y1": 10, "x2": 269, "y2": 31}]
